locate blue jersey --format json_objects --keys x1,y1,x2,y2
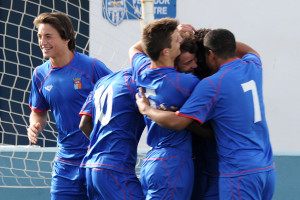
[
  {"x1": 177, "y1": 53, "x2": 275, "y2": 177},
  {"x1": 80, "y1": 68, "x2": 145, "y2": 174},
  {"x1": 131, "y1": 53, "x2": 199, "y2": 152},
  {"x1": 29, "y1": 51, "x2": 112, "y2": 164}
]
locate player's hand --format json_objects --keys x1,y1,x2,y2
[
  {"x1": 27, "y1": 122, "x2": 41, "y2": 144},
  {"x1": 177, "y1": 24, "x2": 196, "y2": 36},
  {"x1": 136, "y1": 87, "x2": 151, "y2": 115}
]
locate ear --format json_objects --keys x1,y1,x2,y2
[
  {"x1": 161, "y1": 48, "x2": 169, "y2": 56},
  {"x1": 64, "y1": 39, "x2": 70, "y2": 45},
  {"x1": 208, "y1": 49, "x2": 214, "y2": 58}
]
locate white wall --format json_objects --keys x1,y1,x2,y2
[{"x1": 90, "y1": 0, "x2": 300, "y2": 152}]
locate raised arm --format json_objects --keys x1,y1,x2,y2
[
  {"x1": 236, "y1": 41, "x2": 260, "y2": 58},
  {"x1": 129, "y1": 41, "x2": 144, "y2": 61},
  {"x1": 135, "y1": 87, "x2": 193, "y2": 130},
  {"x1": 79, "y1": 115, "x2": 93, "y2": 139},
  {"x1": 27, "y1": 110, "x2": 47, "y2": 144}
]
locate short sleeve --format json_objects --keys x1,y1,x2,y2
[{"x1": 29, "y1": 69, "x2": 49, "y2": 112}]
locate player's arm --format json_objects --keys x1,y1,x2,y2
[
  {"x1": 236, "y1": 41, "x2": 260, "y2": 58},
  {"x1": 136, "y1": 87, "x2": 193, "y2": 130},
  {"x1": 27, "y1": 110, "x2": 47, "y2": 144},
  {"x1": 79, "y1": 115, "x2": 93, "y2": 139},
  {"x1": 129, "y1": 41, "x2": 144, "y2": 61},
  {"x1": 187, "y1": 122, "x2": 215, "y2": 140}
]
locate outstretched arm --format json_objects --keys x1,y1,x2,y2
[
  {"x1": 79, "y1": 115, "x2": 93, "y2": 139},
  {"x1": 135, "y1": 87, "x2": 193, "y2": 130},
  {"x1": 236, "y1": 41, "x2": 260, "y2": 58},
  {"x1": 27, "y1": 110, "x2": 47, "y2": 144}
]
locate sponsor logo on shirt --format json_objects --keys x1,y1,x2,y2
[
  {"x1": 44, "y1": 85, "x2": 53, "y2": 92},
  {"x1": 73, "y1": 78, "x2": 82, "y2": 90}
]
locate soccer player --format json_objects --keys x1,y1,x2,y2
[
  {"x1": 136, "y1": 28, "x2": 276, "y2": 200},
  {"x1": 129, "y1": 18, "x2": 200, "y2": 199},
  {"x1": 175, "y1": 36, "x2": 198, "y2": 74},
  {"x1": 78, "y1": 68, "x2": 145, "y2": 200},
  {"x1": 27, "y1": 12, "x2": 112, "y2": 200}
]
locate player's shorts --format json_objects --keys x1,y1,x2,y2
[
  {"x1": 85, "y1": 167, "x2": 145, "y2": 200},
  {"x1": 141, "y1": 147, "x2": 194, "y2": 199},
  {"x1": 217, "y1": 169, "x2": 276, "y2": 200},
  {"x1": 51, "y1": 160, "x2": 88, "y2": 200}
]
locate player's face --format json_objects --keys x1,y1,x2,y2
[
  {"x1": 37, "y1": 23, "x2": 70, "y2": 59},
  {"x1": 168, "y1": 30, "x2": 182, "y2": 60},
  {"x1": 177, "y1": 52, "x2": 198, "y2": 74}
]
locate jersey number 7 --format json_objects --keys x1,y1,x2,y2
[{"x1": 241, "y1": 80, "x2": 262, "y2": 123}]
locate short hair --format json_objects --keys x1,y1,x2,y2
[
  {"x1": 193, "y1": 28, "x2": 212, "y2": 78},
  {"x1": 203, "y1": 28, "x2": 236, "y2": 59},
  {"x1": 142, "y1": 18, "x2": 179, "y2": 61},
  {"x1": 174, "y1": 37, "x2": 197, "y2": 67},
  {"x1": 33, "y1": 12, "x2": 76, "y2": 51}
]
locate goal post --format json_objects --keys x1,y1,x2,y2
[{"x1": 140, "y1": 0, "x2": 154, "y2": 27}]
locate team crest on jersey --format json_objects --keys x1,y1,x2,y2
[
  {"x1": 73, "y1": 78, "x2": 82, "y2": 90},
  {"x1": 102, "y1": 0, "x2": 126, "y2": 26}
]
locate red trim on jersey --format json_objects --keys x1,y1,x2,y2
[
  {"x1": 175, "y1": 111, "x2": 203, "y2": 125},
  {"x1": 50, "y1": 51, "x2": 75, "y2": 68},
  {"x1": 79, "y1": 111, "x2": 92, "y2": 117},
  {"x1": 215, "y1": 162, "x2": 276, "y2": 176},
  {"x1": 29, "y1": 105, "x2": 48, "y2": 112}
]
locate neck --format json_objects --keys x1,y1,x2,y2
[
  {"x1": 50, "y1": 51, "x2": 74, "y2": 68},
  {"x1": 218, "y1": 56, "x2": 239, "y2": 67},
  {"x1": 150, "y1": 56, "x2": 174, "y2": 69}
]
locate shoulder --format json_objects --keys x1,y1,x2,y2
[
  {"x1": 74, "y1": 51, "x2": 96, "y2": 62},
  {"x1": 132, "y1": 53, "x2": 149, "y2": 64},
  {"x1": 242, "y1": 53, "x2": 262, "y2": 66},
  {"x1": 34, "y1": 60, "x2": 51, "y2": 75},
  {"x1": 74, "y1": 52, "x2": 108, "y2": 68}
]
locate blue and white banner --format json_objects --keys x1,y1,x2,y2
[{"x1": 102, "y1": 0, "x2": 176, "y2": 26}]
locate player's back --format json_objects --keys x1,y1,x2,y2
[
  {"x1": 81, "y1": 68, "x2": 145, "y2": 173},
  {"x1": 132, "y1": 53, "x2": 199, "y2": 151},
  {"x1": 200, "y1": 53, "x2": 274, "y2": 175}
]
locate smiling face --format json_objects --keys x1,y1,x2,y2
[
  {"x1": 37, "y1": 23, "x2": 70, "y2": 59},
  {"x1": 177, "y1": 52, "x2": 198, "y2": 74}
]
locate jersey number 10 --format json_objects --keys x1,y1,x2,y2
[{"x1": 94, "y1": 85, "x2": 113, "y2": 126}]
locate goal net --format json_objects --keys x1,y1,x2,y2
[{"x1": 0, "y1": 0, "x2": 152, "y2": 188}]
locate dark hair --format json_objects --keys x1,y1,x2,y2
[
  {"x1": 203, "y1": 28, "x2": 236, "y2": 59},
  {"x1": 142, "y1": 18, "x2": 179, "y2": 61},
  {"x1": 33, "y1": 12, "x2": 76, "y2": 51},
  {"x1": 193, "y1": 28, "x2": 212, "y2": 78},
  {"x1": 174, "y1": 37, "x2": 197, "y2": 67}
]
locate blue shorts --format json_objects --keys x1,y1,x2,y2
[
  {"x1": 86, "y1": 167, "x2": 145, "y2": 200},
  {"x1": 217, "y1": 169, "x2": 276, "y2": 200},
  {"x1": 141, "y1": 148, "x2": 194, "y2": 199},
  {"x1": 51, "y1": 160, "x2": 87, "y2": 200}
]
